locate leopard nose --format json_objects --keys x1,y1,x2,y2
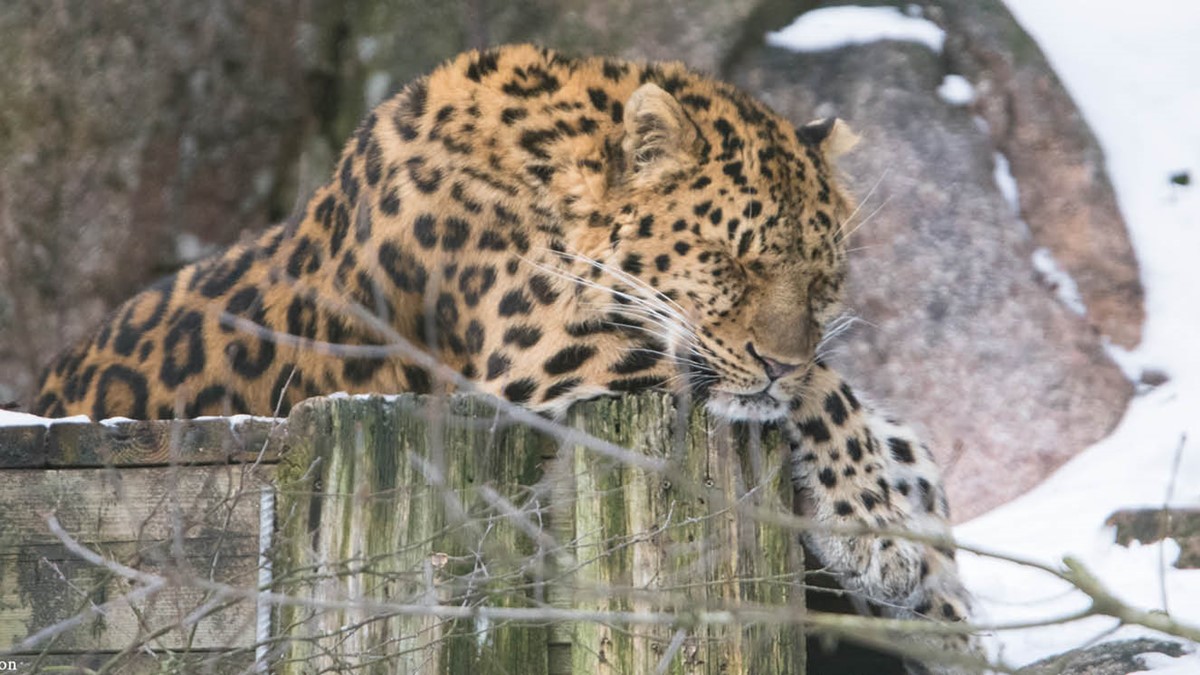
[{"x1": 746, "y1": 342, "x2": 800, "y2": 381}]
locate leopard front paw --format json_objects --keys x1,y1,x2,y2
[
  {"x1": 785, "y1": 421, "x2": 940, "y2": 605},
  {"x1": 782, "y1": 373, "x2": 983, "y2": 671}
]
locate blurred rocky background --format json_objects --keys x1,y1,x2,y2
[{"x1": 0, "y1": 0, "x2": 1144, "y2": 519}]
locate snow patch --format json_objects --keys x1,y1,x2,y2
[
  {"x1": 0, "y1": 410, "x2": 281, "y2": 430},
  {"x1": 958, "y1": 389, "x2": 1200, "y2": 666},
  {"x1": 992, "y1": 152, "x2": 1088, "y2": 315},
  {"x1": 191, "y1": 414, "x2": 283, "y2": 429},
  {"x1": 1031, "y1": 247, "x2": 1087, "y2": 315},
  {"x1": 1133, "y1": 650, "x2": 1200, "y2": 674},
  {"x1": 0, "y1": 410, "x2": 89, "y2": 428},
  {"x1": 937, "y1": 74, "x2": 975, "y2": 106},
  {"x1": 1104, "y1": 339, "x2": 1147, "y2": 385},
  {"x1": 992, "y1": 152, "x2": 1020, "y2": 213},
  {"x1": 766, "y1": 6, "x2": 945, "y2": 54}
]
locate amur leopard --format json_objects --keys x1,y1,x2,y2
[{"x1": 34, "y1": 45, "x2": 977, "y2": 670}]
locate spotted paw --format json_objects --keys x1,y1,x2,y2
[{"x1": 782, "y1": 367, "x2": 982, "y2": 671}]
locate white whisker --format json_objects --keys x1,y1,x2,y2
[
  {"x1": 839, "y1": 194, "x2": 892, "y2": 243},
  {"x1": 524, "y1": 254, "x2": 704, "y2": 356},
  {"x1": 534, "y1": 249, "x2": 693, "y2": 324},
  {"x1": 528, "y1": 258, "x2": 693, "y2": 334},
  {"x1": 844, "y1": 244, "x2": 881, "y2": 255},
  {"x1": 565, "y1": 251, "x2": 691, "y2": 314},
  {"x1": 818, "y1": 313, "x2": 858, "y2": 350},
  {"x1": 838, "y1": 168, "x2": 890, "y2": 240},
  {"x1": 615, "y1": 345, "x2": 710, "y2": 372}
]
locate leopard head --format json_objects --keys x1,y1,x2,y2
[{"x1": 570, "y1": 81, "x2": 859, "y2": 421}]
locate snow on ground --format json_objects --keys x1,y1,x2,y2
[
  {"x1": 1139, "y1": 651, "x2": 1200, "y2": 675},
  {"x1": 953, "y1": 0, "x2": 1200, "y2": 669},
  {"x1": 766, "y1": 5, "x2": 945, "y2": 54}
]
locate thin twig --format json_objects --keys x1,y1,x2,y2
[{"x1": 1160, "y1": 433, "x2": 1187, "y2": 615}]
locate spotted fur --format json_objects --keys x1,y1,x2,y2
[{"x1": 34, "y1": 45, "x2": 977, "y2": 669}]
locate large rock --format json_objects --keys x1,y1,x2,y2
[
  {"x1": 731, "y1": 4, "x2": 1137, "y2": 519},
  {"x1": 935, "y1": 1, "x2": 1144, "y2": 349},
  {"x1": 486, "y1": 0, "x2": 765, "y2": 73},
  {"x1": 0, "y1": 0, "x2": 309, "y2": 401}
]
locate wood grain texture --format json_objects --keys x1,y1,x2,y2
[
  {"x1": 274, "y1": 393, "x2": 804, "y2": 675},
  {"x1": 0, "y1": 417, "x2": 281, "y2": 468},
  {"x1": 1, "y1": 393, "x2": 806, "y2": 672},
  {"x1": 0, "y1": 465, "x2": 266, "y2": 652}
]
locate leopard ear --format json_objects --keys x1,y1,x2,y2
[
  {"x1": 798, "y1": 117, "x2": 858, "y2": 159},
  {"x1": 621, "y1": 83, "x2": 696, "y2": 182}
]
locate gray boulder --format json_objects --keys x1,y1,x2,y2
[
  {"x1": 936, "y1": 1, "x2": 1144, "y2": 349},
  {"x1": 0, "y1": 0, "x2": 308, "y2": 400},
  {"x1": 731, "y1": 2, "x2": 1138, "y2": 519}
]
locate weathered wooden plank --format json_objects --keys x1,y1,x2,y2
[
  {"x1": 0, "y1": 541, "x2": 260, "y2": 654},
  {"x1": 0, "y1": 465, "x2": 266, "y2": 652},
  {"x1": 275, "y1": 394, "x2": 553, "y2": 675},
  {"x1": 0, "y1": 425, "x2": 45, "y2": 468},
  {"x1": 1, "y1": 391, "x2": 806, "y2": 671},
  {"x1": 0, "y1": 465, "x2": 266, "y2": 545},
  {"x1": 274, "y1": 393, "x2": 805, "y2": 675},
  {"x1": 0, "y1": 418, "x2": 282, "y2": 469},
  {"x1": 558, "y1": 394, "x2": 804, "y2": 675}
]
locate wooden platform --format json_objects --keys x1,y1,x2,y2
[{"x1": 0, "y1": 394, "x2": 807, "y2": 674}]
